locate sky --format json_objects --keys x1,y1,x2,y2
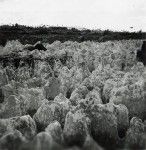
[{"x1": 0, "y1": 0, "x2": 146, "y2": 31}]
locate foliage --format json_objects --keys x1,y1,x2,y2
[{"x1": 0, "y1": 24, "x2": 145, "y2": 45}]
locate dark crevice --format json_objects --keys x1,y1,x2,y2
[
  {"x1": 27, "y1": 109, "x2": 37, "y2": 118},
  {"x1": 0, "y1": 89, "x2": 5, "y2": 103},
  {"x1": 66, "y1": 89, "x2": 72, "y2": 99},
  {"x1": 87, "y1": 86, "x2": 94, "y2": 91},
  {"x1": 101, "y1": 88, "x2": 109, "y2": 104},
  {"x1": 35, "y1": 122, "x2": 45, "y2": 133},
  {"x1": 118, "y1": 129, "x2": 127, "y2": 139}
]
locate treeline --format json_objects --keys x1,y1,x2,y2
[{"x1": 0, "y1": 24, "x2": 146, "y2": 46}]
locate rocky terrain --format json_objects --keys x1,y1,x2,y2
[{"x1": 0, "y1": 39, "x2": 146, "y2": 150}]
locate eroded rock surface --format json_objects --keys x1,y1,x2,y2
[
  {"x1": 33, "y1": 101, "x2": 62, "y2": 131},
  {"x1": 0, "y1": 40, "x2": 145, "y2": 150}
]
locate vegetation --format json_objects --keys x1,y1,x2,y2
[{"x1": 0, "y1": 24, "x2": 146, "y2": 45}]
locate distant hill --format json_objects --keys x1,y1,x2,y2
[{"x1": 0, "y1": 24, "x2": 146, "y2": 45}]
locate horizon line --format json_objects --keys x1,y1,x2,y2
[{"x1": 0, "y1": 23, "x2": 145, "y2": 33}]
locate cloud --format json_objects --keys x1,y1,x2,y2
[
  {"x1": 0, "y1": 0, "x2": 145, "y2": 31},
  {"x1": 0, "y1": 0, "x2": 10, "y2": 2}
]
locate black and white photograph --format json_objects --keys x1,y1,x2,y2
[{"x1": 0, "y1": 0, "x2": 146, "y2": 150}]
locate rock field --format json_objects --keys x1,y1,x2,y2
[{"x1": 0, "y1": 39, "x2": 146, "y2": 150}]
